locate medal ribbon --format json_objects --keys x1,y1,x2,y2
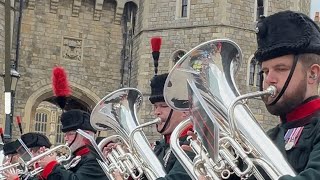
[{"x1": 284, "y1": 127, "x2": 304, "y2": 150}]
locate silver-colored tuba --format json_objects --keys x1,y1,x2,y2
[
  {"x1": 90, "y1": 88, "x2": 166, "y2": 180},
  {"x1": 164, "y1": 39, "x2": 296, "y2": 179}
]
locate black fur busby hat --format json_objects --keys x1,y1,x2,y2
[
  {"x1": 20, "y1": 132, "x2": 52, "y2": 149},
  {"x1": 3, "y1": 141, "x2": 18, "y2": 156},
  {"x1": 60, "y1": 109, "x2": 97, "y2": 133},
  {"x1": 254, "y1": 10, "x2": 320, "y2": 62},
  {"x1": 149, "y1": 73, "x2": 168, "y2": 104}
]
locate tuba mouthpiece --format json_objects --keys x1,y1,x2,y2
[
  {"x1": 154, "y1": 117, "x2": 162, "y2": 124},
  {"x1": 266, "y1": 85, "x2": 277, "y2": 97}
]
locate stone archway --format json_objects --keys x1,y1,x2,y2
[
  {"x1": 23, "y1": 82, "x2": 100, "y2": 133},
  {"x1": 114, "y1": 0, "x2": 139, "y2": 24}
]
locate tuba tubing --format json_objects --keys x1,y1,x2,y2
[
  {"x1": 98, "y1": 135, "x2": 142, "y2": 179},
  {"x1": 171, "y1": 118, "x2": 221, "y2": 180}
]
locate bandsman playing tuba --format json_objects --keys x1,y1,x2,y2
[
  {"x1": 189, "y1": 10, "x2": 320, "y2": 180},
  {"x1": 148, "y1": 73, "x2": 194, "y2": 180},
  {"x1": 253, "y1": 10, "x2": 320, "y2": 180},
  {"x1": 106, "y1": 73, "x2": 194, "y2": 180}
]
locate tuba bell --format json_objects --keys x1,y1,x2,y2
[
  {"x1": 164, "y1": 39, "x2": 296, "y2": 179},
  {"x1": 90, "y1": 88, "x2": 166, "y2": 180}
]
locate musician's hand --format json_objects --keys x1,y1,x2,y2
[
  {"x1": 2, "y1": 158, "x2": 11, "y2": 166},
  {"x1": 198, "y1": 175, "x2": 210, "y2": 180},
  {"x1": 3, "y1": 168, "x2": 19, "y2": 180},
  {"x1": 181, "y1": 130, "x2": 198, "y2": 152},
  {"x1": 37, "y1": 147, "x2": 57, "y2": 168},
  {"x1": 102, "y1": 142, "x2": 117, "y2": 157},
  {"x1": 102, "y1": 142, "x2": 128, "y2": 157},
  {"x1": 112, "y1": 170, "x2": 124, "y2": 180}
]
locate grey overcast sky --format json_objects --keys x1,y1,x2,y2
[{"x1": 311, "y1": 0, "x2": 320, "y2": 18}]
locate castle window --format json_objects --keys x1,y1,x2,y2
[
  {"x1": 255, "y1": 0, "x2": 268, "y2": 21},
  {"x1": 256, "y1": 63, "x2": 261, "y2": 86},
  {"x1": 176, "y1": 0, "x2": 190, "y2": 19},
  {"x1": 55, "y1": 116, "x2": 65, "y2": 144},
  {"x1": 169, "y1": 50, "x2": 187, "y2": 70},
  {"x1": 181, "y1": 0, "x2": 188, "y2": 17},
  {"x1": 249, "y1": 61, "x2": 255, "y2": 86},
  {"x1": 248, "y1": 57, "x2": 261, "y2": 87},
  {"x1": 35, "y1": 112, "x2": 48, "y2": 134},
  {"x1": 173, "y1": 50, "x2": 186, "y2": 64}
]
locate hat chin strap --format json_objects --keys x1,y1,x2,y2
[
  {"x1": 68, "y1": 132, "x2": 78, "y2": 152},
  {"x1": 261, "y1": 55, "x2": 299, "y2": 106},
  {"x1": 157, "y1": 109, "x2": 173, "y2": 134}
]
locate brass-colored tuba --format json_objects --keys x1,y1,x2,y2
[
  {"x1": 164, "y1": 39, "x2": 296, "y2": 179},
  {"x1": 90, "y1": 88, "x2": 166, "y2": 180}
]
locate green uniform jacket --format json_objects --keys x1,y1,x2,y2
[
  {"x1": 268, "y1": 110, "x2": 320, "y2": 180},
  {"x1": 227, "y1": 97, "x2": 320, "y2": 180},
  {"x1": 41, "y1": 148, "x2": 108, "y2": 180},
  {"x1": 153, "y1": 137, "x2": 195, "y2": 180}
]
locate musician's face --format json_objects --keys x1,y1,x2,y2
[
  {"x1": 4, "y1": 154, "x2": 19, "y2": 164},
  {"x1": 65, "y1": 131, "x2": 91, "y2": 152},
  {"x1": 261, "y1": 55, "x2": 307, "y2": 115},
  {"x1": 64, "y1": 131, "x2": 81, "y2": 152},
  {"x1": 64, "y1": 131, "x2": 77, "y2": 144},
  {"x1": 153, "y1": 101, "x2": 189, "y2": 135},
  {"x1": 30, "y1": 147, "x2": 41, "y2": 156}
]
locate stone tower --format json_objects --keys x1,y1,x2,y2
[{"x1": 0, "y1": 0, "x2": 312, "y2": 144}]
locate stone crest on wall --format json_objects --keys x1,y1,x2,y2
[{"x1": 62, "y1": 37, "x2": 83, "y2": 61}]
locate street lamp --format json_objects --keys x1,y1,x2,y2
[
  {"x1": 1, "y1": 68, "x2": 20, "y2": 141},
  {"x1": 9, "y1": 68, "x2": 20, "y2": 93}
]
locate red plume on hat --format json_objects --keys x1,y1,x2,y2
[
  {"x1": 0, "y1": 128, "x2": 4, "y2": 143},
  {"x1": 52, "y1": 66, "x2": 71, "y2": 110},
  {"x1": 16, "y1": 116, "x2": 23, "y2": 135},
  {"x1": 151, "y1": 37, "x2": 162, "y2": 76}
]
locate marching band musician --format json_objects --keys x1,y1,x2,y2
[
  {"x1": 148, "y1": 73, "x2": 194, "y2": 180},
  {"x1": 20, "y1": 132, "x2": 52, "y2": 157},
  {"x1": 147, "y1": 37, "x2": 193, "y2": 180},
  {"x1": 2, "y1": 141, "x2": 19, "y2": 165},
  {"x1": 36, "y1": 109, "x2": 108, "y2": 180},
  {"x1": 253, "y1": 10, "x2": 320, "y2": 180},
  {"x1": 2, "y1": 141, "x2": 21, "y2": 180},
  {"x1": 199, "y1": 10, "x2": 320, "y2": 180},
  {"x1": 108, "y1": 73, "x2": 194, "y2": 180},
  {"x1": 2, "y1": 132, "x2": 52, "y2": 180},
  {"x1": 34, "y1": 66, "x2": 107, "y2": 179}
]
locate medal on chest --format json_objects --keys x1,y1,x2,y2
[{"x1": 284, "y1": 126, "x2": 304, "y2": 151}]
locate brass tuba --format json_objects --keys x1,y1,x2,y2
[
  {"x1": 90, "y1": 88, "x2": 166, "y2": 180},
  {"x1": 164, "y1": 39, "x2": 296, "y2": 179}
]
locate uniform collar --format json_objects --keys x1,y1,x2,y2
[
  {"x1": 164, "y1": 124, "x2": 193, "y2": 144},
  {"x1": 281, "y1": 96, "x2": 320, "y2": 123},
  {"x1": 73, "y1": 146, "x2": 90, "y2": 156}
]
